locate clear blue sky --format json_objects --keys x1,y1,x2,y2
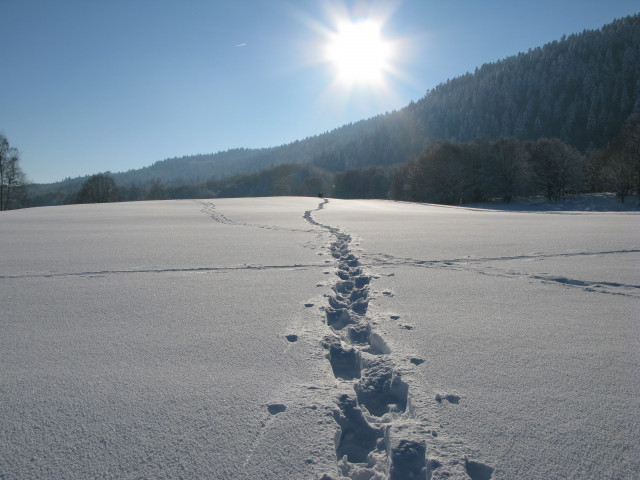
[{"x1": 1, "y1": 0, "x2": 637, "y2": 184}]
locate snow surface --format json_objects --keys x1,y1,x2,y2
[{"x1": 1, "y1": 197, "x2": 638, "y2": 479}]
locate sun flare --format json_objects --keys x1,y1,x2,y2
[{"x1": 326, "y1": 20, "x2": 391, "y2": 86}]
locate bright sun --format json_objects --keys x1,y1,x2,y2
[{"x1": 326, "y1": 20, "x2": 391, "y2": 86}]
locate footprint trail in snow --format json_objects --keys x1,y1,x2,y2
[{"x1": 303, "y1": 200, "x2": 494, "y2": 480}]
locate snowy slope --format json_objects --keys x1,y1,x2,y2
[{"x1": 1, "y1": 197, "x2": 638, "y2": 479}]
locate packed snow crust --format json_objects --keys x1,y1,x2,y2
[{"x1": 0, "y1": 197, "x2": 638, "y2": 479}]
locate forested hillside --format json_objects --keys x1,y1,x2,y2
[
  {"x1": 28, "y1": 14, "x2": 640, "y2": 206},
  {"x1": 412, "y1": 13, "x2": 640, "y2": 149}
]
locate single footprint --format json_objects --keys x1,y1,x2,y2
[
  {"x1": 465, "y1": 459, "x2": 494, "y2": 480},
  {"x1": 435, "y1": 393, "x2": 461, "y2": 404},
  {"x1": 267, "y1": 403, "x2": 287, "y2": 415}
]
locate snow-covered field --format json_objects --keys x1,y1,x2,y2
[{"x1": 1, "y1": 197, "x2": 638, "y2": 479}]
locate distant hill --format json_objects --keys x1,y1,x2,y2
[{"x1": 29, "y1": 14, "x2": 640, "y2": 205}]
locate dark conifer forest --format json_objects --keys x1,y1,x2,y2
[{"x1": 28, "y1": 14, "x2": 640, "y2": 207}]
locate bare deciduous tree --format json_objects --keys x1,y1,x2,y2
[
  {"x1": 602, "y1": 152, "x2": 635, "y2": 203},
  {"x1": 488, "y1": 138, "x2": 530, "y2": 202},
  {"x1": 530, "y1": 138, "x2": 582, "y2": 201},
  {"x1": 602, "y1": 114, "x2": 640, "y2": 203},
  {"x1": 75, "y1": 173, "x2": 119, "y2": 204},
  {"x1": 147, "y1": 178, "x2": 166, "y2": 200},
  {"x1": 0, "y1": 134, "x2": 29, "y2": 210}
]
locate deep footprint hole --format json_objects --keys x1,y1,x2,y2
[
  {"x1": 334, "y1": 394, "x2": 382, "y2": 464},
  {"x1": 435, "y1": 393, "x2": 461, "y2": 404},
  {"x1": 465, "y1": 459, "x2": 494, "y2": 480},
  {"x1": 355, "y1": 358, "x2": 408, "y2": 416},
  {"x1": 267, "y1": 403, "x2": 287, "y2": 415},
  {"x1": 389, "y1": 439, "x2": 427, "y2": 480},
  {"x1": 328, "y1": 343, "x2": 361, "y2": 380}
]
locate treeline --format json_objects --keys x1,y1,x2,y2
[
  {"x1": 110, "y1": 109, "x2": 421, "y2": 186},
  {"x1": 391, "y1": 138, "x2": 582, "y2": 204},
  {"x1": 61, "y1": 114, "x2": 639, "y2": 206},
  {"x1": 62, "y1": 164, "x2": 395, "y2": 204},
  {"x1": 390, "y1": 115, "x2": 640, "y2": 204}
]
